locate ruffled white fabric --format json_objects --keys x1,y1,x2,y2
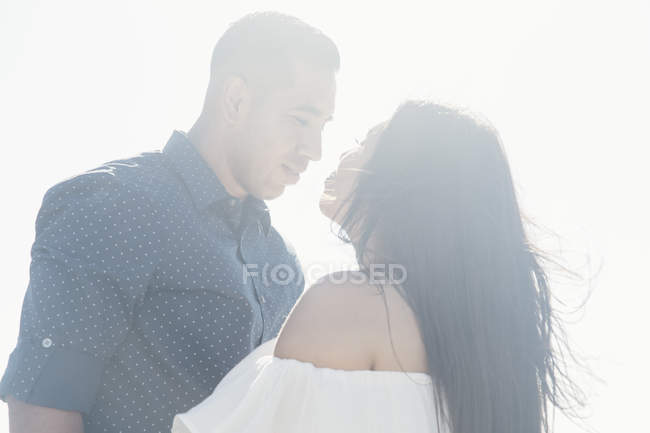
[{"x1": 172, "y1": 337, "x2": 444, "y2": 433}]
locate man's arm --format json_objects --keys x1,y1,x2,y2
[
  {"x1": 0, "y1": 173, "x2": 161, "y2": 430},
  {"x1": 8, "y1": 396, "x2": 83, "y2": 433}
]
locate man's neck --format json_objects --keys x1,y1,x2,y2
[{"x1": 187, "y1": 116, "x2": 248, "y2": 199}]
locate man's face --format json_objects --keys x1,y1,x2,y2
[{"x1": 231, "y1": 61, "x2": 336, "y2": 200}]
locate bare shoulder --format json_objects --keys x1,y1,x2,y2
[{"x1": 273, "y1": 271, "x2": 384, "y2": 371}]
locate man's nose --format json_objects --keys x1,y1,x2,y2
[{"x1": 298, "y1": 132, "x2": 322, "y2": 162}]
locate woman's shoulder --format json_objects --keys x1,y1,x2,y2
[
  {"x1": 273, "y1": 271, "x2": 385, "y2": 370},
  {"x1": 273, "y1": 271, "x2": 427, "y2": 373}
]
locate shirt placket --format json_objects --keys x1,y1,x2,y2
[{"x1": 238, "y1": 219, "x2": 269, "y2": 345}]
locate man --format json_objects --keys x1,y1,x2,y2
[{"x1": 1, "y1": 12, "x2": 338, "y2": 433}]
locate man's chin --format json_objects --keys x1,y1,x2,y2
[{"x1": 255, "y1": 183, "x2": 286, "y2": 200}]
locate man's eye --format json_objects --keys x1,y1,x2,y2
[{"x1": 291, "y1": 116, "x2": 308, "y2": 126}]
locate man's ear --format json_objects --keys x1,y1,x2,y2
[{"x1": 222, "y1": 75, "x2": 251, "y2": 125}]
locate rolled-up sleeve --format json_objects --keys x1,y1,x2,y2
[{"x1": 0, "y1": 172, "x2": 163, "y2": 413}]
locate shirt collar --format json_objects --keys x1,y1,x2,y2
[
  {"x1": 162, "y1": 130, "x2": 271, "y2": 235},
  {"x1": 240, "y1": 196, "x2": 272, "y2": 237}
]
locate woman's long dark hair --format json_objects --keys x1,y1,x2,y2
[{"x1": 336, "y1": 101, "x2": 587, "y2": 433}]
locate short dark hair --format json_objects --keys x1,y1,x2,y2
[{"x1": 209, "y1": 12, "x2": 340, "y2": 88}]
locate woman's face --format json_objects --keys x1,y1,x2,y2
[{"x1": 319, "y1": 121, "x2": 388, "y2": 224}]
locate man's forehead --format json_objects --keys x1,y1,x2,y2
[
  {"x1": 284, "y1": 77, "x2": 335, "y2": 110},
  {"x1": 281, "y1": 62, "x2": 336, "y2": 116}
]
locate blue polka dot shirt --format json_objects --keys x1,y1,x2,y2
[{"x1": 0, "y1": 131, "x2": 305, "y2": 432}]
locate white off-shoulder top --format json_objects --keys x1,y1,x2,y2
[{"x1": 172, "y1": 337, "x2": 445, "y2": 433}]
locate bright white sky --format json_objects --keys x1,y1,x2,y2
[{"x1": 1, "y1": 0, "x2": 649, "y2": 432}]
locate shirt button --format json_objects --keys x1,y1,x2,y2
[
  {"x1": 260, "y1": 295, "x2": 266, "y2": 304},
  {"x1": 41, "y1": 338, "x2": 53, "y2": 348}
]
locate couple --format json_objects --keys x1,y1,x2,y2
[{"x1": 1, "y1": 11, "x2": 575, "y2": 433}]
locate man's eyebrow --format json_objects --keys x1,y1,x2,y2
[{"x1": 293, "y1": 105, "x2": 333, "y2": 121}]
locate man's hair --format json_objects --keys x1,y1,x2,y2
[{"x1": 209, "y1": 12, "x2": 340, "y2": 88}]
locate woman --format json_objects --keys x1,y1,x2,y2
[{"x1": 172, "y1": 101, "x2": 582, "y2": 433}]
